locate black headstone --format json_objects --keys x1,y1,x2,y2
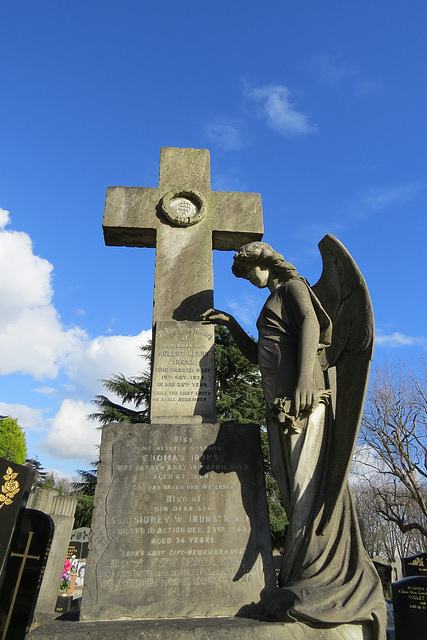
[
  {"x1": 392, "y1": 576, "x2": 427, "y2": 640},
  {"x1": 0, "y1": 508, "x2": 53, "y2": 640},
  {"x1": 402, "y1": 552, "x2": 427, "y2": 578},
  {"x1": 0, "y1": 458, "x2": 34, "y2": 580},
  {"x1": 67, "y1": 527, "x2": 90, "y2": 560},
  {"x1": 373, "y1": 560, "x2": 392, "y2": 599}
]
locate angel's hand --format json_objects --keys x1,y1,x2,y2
[
  {"x1": 293, "y1": 376, "x2": 317, "y2": 418},
  {"x1": 200, "y1": 309, "x2": 233, "y2": 327}
]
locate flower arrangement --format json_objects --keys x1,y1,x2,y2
[
  {"x1": 59, "y1": 556, "x2": 77, "y2": 593},
  {"x1": 60, "y1": 558, "x2": 73, "y2": 592}
]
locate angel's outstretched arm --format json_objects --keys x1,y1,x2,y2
[{"x1": 201, "y1": 309, "x2": 258, "y2": 364}]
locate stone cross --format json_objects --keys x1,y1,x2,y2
[{"x1": 103, "y1": 147, "x2": 263, "y2": 423}]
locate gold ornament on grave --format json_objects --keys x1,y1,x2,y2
[{"x1": 0, "y1": 466, "x2": 20, "y2": 510}]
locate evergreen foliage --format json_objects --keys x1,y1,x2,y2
[
  {"x1": 25, "y1": 456, "x2": 48, "y2": 486},
  {"x1": 74, "y1": 494, "x2": 95, "y2": 528},
  {"x1": 215, "y1": 325, "x2": 265, "y2": 424},
  {"x1": 0, "y1": 416, "x2": 27, "y2": 464},
  {"x1": 73, "y1": 464, "x2": 98, "y2": 496},
  {"x1": 89, "y1": 344, "x2": 151, "y2": 426}
]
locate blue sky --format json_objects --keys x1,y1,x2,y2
[{"x1": 1, "y1": 1, "x2": 426, "y2": 477}]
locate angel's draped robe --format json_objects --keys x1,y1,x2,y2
[{"x1": 257, "y1": 277, "x2": 386, "y2": 638}]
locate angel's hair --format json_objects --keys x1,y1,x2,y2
[{"x1": 232, "y1": 242, "x2": 299, "y2": 281}]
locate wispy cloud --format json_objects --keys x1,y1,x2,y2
[
  {"x1": 245, "y1": 83, "x2": 318, "y2": 137},
  {"x1": 228, "y1": 294, "x2": 262, "y2": 334},
  {"x1": 308, "y1": 55, "x2": 380, "y2": 97},
  {"x1": 348, "y1": 182, "x2": 426, "y2": 221},
  {"x1": 309, "y1": 55, "x2": 356, "y2": 88},
  {"x1": 363, "y1": 183, "x2": 424, "y2": 212},
  {"x1": 205, "y1": 121, "x2": 243, "y2": 151},
  {"x1": 375, "y1": 332, "x2": 426, "y2": 348}
]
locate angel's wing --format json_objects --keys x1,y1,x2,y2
[{"x1": 311, "y1": 234, "x2": 374, "y2": 534}]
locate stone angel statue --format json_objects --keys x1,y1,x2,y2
[{"x1": 202, "y1": 235, "x2": 386, "y2": 639}]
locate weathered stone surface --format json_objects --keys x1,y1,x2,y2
[
  {"x1": 102, "y1": 147, "x2": 263, "y2": 326},
  {"x1": 102, "y1": 147, "x2": 263, "y2": 423},
  {"x1": 27, "y1": 616, "x2": 374, "y2": 640},
  {"x1": 202, "y1": 237, "x2": 386, "y2": 637},
  {"x1": 27, "y1": 489, "x2": 77, "y2": 614},
  {"x1": 151, "y1": 321, "x2": 215, "y2": 423},
  {"x1": 80, "y1": 422, "x2": 275, "y2": 621}
]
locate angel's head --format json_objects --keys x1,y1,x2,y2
[{"x1": 232, "y1": 242, "x2": 298, "y2": 286}]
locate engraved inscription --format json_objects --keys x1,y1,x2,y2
[
  {"x1": 98, "y1": 435, "x2": 259, "y2": 598},
  {"x1": 399, "y1": 584, "x2": 427, "y2": 610},
  {"x1": 151, "y1": 321, "x2": 215, "y2": 419}
]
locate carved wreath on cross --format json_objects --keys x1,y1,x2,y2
[{"x1": 161, "y1": 188, "x2": 206, "y2": 227}]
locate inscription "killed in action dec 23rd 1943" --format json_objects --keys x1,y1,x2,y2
[{"x1": 101, "y1": 436, "x2": 256, "y2": 594}]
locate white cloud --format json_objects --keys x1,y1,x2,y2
[
  {"x1": 0, "y1": 401, "x2": 46, "y2": 432},
  {"x1": 63, "y1": 330, "x2": 151, "y2": 398},
  {"x1": 39, "y1": 399, "x2": 101, "y2": 463},
  {"x1": 0, "y1": 226, "x2": 54, "y2": 326},
  {"x1": 0, "y1": 211, "x2": 152, "y2": 471},
  {"x1": 0, "y1": 208, "x2": 11, "y2": 229},
  {"x1": 0, "y1": 214, "x2": 151, "y2": 383},
  {"x1": 375, "y1": 332, "x2": 426, "y2": 348},
  {"x1": 245, "y1": 83, "x2": 317, "y2": 136},
  {"x1": 0, "y1": 306, "x2": 87, "y2": 378}
]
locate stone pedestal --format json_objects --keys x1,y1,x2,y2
[
  {"x1": 27, "y1": 615, "x2": 374, "y2": 640},
  {"x1": 81, "y1": 422, "x2": 275, "y2": 621}
]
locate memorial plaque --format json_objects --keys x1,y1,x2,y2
[
  {"x1": 151, "y1": 321, "x2": 215, "y2": 423},
  {"x1": 402, "y1": 552, "x2": 427, "y2": 578},
  {"x1": 392, "y1": 576, "x2": 427, "y2": 640},
  {"x1": 80, "y1": 422, "x2": 275, "y2": 621},
  {"x1": 0, "y1": 457, "x2": 34, "y2": 580}
]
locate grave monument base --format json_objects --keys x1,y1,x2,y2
[
  {"x1": 26, "y1": 615, "x2": 374, "y2": 640},
  {"x1": 80, "y1": 422, "x2": 276, "y2": 621}
]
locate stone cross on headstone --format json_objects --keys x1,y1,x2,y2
[{"x1": 103, "y1": 147, "x2": 263, "y2": 424}]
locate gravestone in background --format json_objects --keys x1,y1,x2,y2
[
  {"x1": 80, "y1": 148, "x2": 275, "y2": 622},
  {"x1": 372, "y1": 559, "x2": 392, "y2": 600},
  {"x1": 67, "y1": 527, "x2": 89, "y2": 561},
  {"x1": 0, "y1": 508, "x2": 53, "y2": 640},
  {"x1": 402, "y1": 552, "x2": 427, "y2": 578},
  {"x1": 0, "y1": 458, "x2": 34, "y2": 582},
  {"x1": 65, "y1": 527, "x2": 89, "y2": 599},
  {"x1": 392, "y1": 576, "x2": 427, "y2": 640},
  {"x1": 27, "y1": 489, "x2": 76, "y2": 615}
]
